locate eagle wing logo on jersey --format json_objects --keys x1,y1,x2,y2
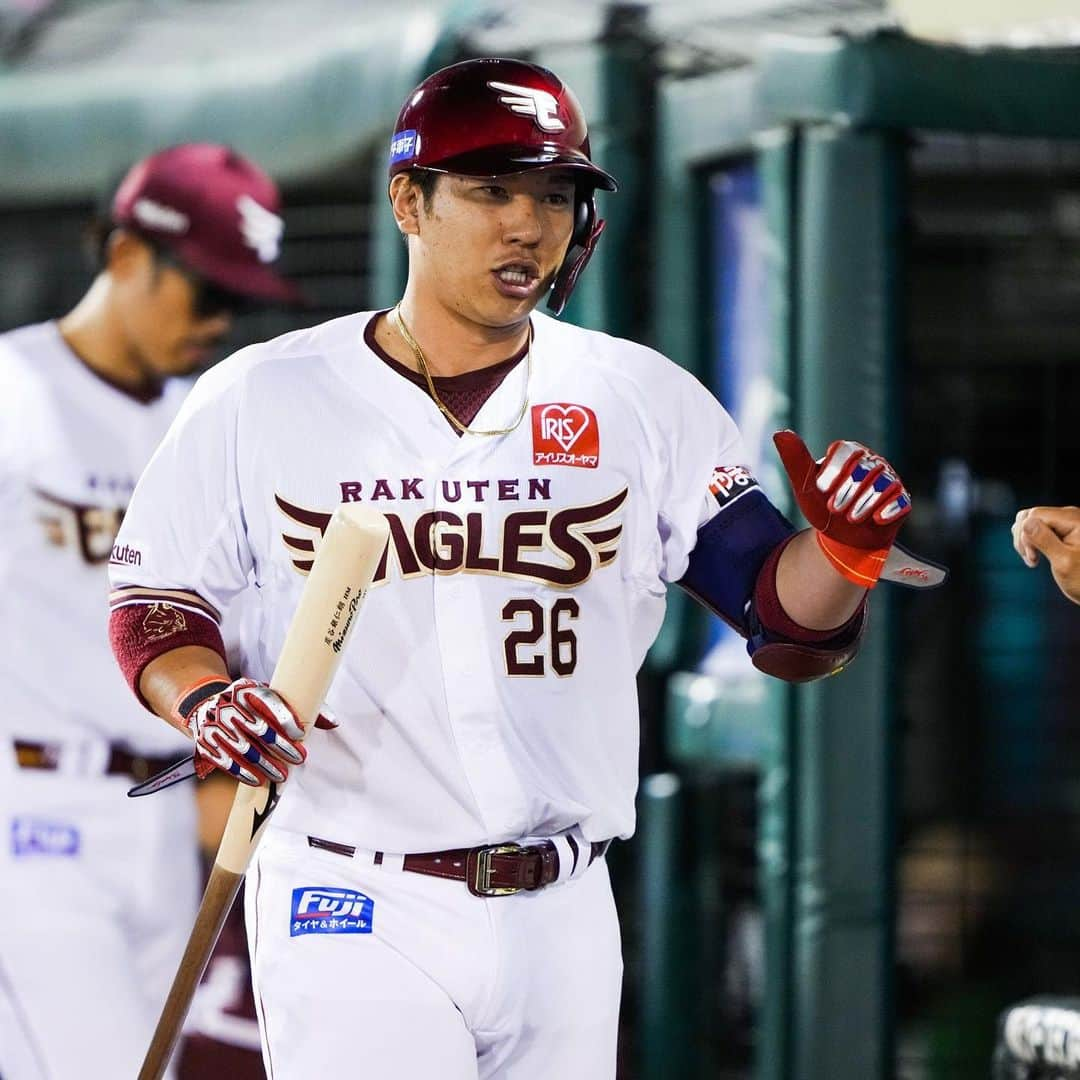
[
  {"x1": 237, "y1": 194, "x2": 284, "y2": 263},
  {"x1": 32, "y1": 487, "x2": 125, "y2": 565},
  {"x1": 276, "y1": 495, "x2": 333, "y2": 574},
  {"x1": 487, "y1": 80, "x2": 566, "y2": 133},
  {"x1": 276, "y1": 486, "x2": 627, "y2": 587}
]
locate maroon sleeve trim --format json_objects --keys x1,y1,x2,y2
[
  {"x1": 109, "y1": 585, "x2": 221, "y2": 623},
  {"x1": 753, "y1": 534, "x2": 866, "y2": 645},
  {"x1": 109, "y1": 603, "x2": 228, "y2": 710}
]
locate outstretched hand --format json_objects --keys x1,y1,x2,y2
[
  {"x1": 1013, "y1": 506, "x2": 1080, "y2": 605},
  {"x1": 774, "y1": 430, "x2": 912, "y2": 588}
]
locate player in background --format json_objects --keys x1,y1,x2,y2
[
  {"x1": 0, "y1": 143, "x2": 298, "y2": 1080},
  {"x1": 107, "y1": 60, "x2": 940, "y2": 1079},
  {"x1": 1013, "y1": 505, "x2": 1080, "y2": 604}
]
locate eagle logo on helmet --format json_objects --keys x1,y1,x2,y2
[{"x1": 487, "y1": 81, "x2": 566, "y2": 133}]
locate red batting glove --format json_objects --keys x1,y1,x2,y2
[
  {"x1": 773, "y1": 430, "x2": 912, "y2": 588},
  {"x1": 172, "y1": 676, "x2": 333, "y2": 787}
]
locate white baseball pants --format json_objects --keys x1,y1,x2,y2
[
  {"x1": 246, "y1": 827, "x2": 623, "y2": 1079},
  {"x1": 0, "y1": 763, "x2": 198, "y2": 1080}
]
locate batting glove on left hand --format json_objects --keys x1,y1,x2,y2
[{"x1": 774, "y1": 430, "x2": 912, "y2": 588}]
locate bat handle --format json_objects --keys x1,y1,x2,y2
[{"x1": 137, "y1": 863, "x2": 244, "y2": 1079}]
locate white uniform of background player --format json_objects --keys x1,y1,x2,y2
[
  {"x1": 0, "y1": 327, "x2": 194, "y2": 1080},
  {"x1": 107, "y1": 61, "x2": 923, "y2": 1080},
  {"x1": 0, "y1": 143, "x2": 298, "y2": 1079}
]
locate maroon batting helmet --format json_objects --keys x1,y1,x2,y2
[{"x1": 388, "y1": 57, "x2": 618, "y2": 315}]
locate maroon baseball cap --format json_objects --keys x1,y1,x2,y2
[{"x1": 111, "y1": 143, "x2": 300, "y2": 304}]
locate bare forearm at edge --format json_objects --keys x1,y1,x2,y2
[
  {"x1": 775, "y1": 529, "x2": 866, "y2": 631},
  {"x1": 139, "y1": 645, "x2": 229, "y2": 731}
]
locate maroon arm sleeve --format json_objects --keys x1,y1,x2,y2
[
  {"x1": 753, "y1": 535, "x2": 866, "y2": 644},
  {"x1": 747, "y1": 535, "x2": 868, "y2": 682},
  {"x1": 109, "y1": 604, "x2": 228, "y2": 709}
]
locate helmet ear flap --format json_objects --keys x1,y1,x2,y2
[
  {"x1": 547, "y1": 191, "x2": 602, "y2": 317},
  {"x1": 570, "y1": 194, "x2": 593, "y2": 248}
]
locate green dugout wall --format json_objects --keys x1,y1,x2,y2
[
  {"x1": 649, "y1": 30, "x2": 1080, "y2": 1080},
  {"x1": 0, "y1": 5, "x2": 467, "y2": 205},
  {"x1": 0, "y1": 0, "x2": 644, "y2": 343}
]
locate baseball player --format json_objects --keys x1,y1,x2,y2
[
  {"x1": 107, "y1": 60, "x2": 937, "y2": 1079},
  {"x1": 1013, "y1": 506, "x2": 1080, "y2": 604},
  {"x1": 0, "y1": 143, "x2": 297, "y2": 1079}
]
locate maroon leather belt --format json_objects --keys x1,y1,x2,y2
[
  {"x1": 308, "y1": 835, "x2": 611, "y2": 897},
  {"x1": 13, "y1": 739, "x2": 183, "y2": 783}
]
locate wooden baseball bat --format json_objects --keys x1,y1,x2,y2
[{"x1": 138, "y1": 503, "x2": 389, "y2": 1080}]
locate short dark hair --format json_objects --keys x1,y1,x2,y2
[
  {"x1": 85, "y1": 220, "x2": 173, "y2": 275},
  {"x1": 84, "y1": 217, "x2": 115, "y2": 272},
  {"x1": 409, "y1": 168, "x2": 440, "y2": 209}
]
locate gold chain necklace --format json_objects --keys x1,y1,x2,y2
[{"x1": 391, "y1": 306, "x2": 531, "y2": 437}]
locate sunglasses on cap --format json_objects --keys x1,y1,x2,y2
[{"x1": 149, "y1": 243, "x2": 257, "y2": 319}]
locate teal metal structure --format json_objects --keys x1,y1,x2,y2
[{"x1": 653, "y1": 29, "x2": 1080, "y2": 1080}]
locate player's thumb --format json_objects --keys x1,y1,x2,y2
[
  {"x1": 774, "y1": 430, "x2": 830, "y2": 531},
  {"x1": 773, "y1": 429, "x2": 817, "y2": 492}
]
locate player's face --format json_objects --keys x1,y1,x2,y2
[
  {"x1": 114, "y1": 239, "x2": 237, "y2": 377},
  {"x1": 414, "y1": 169, "x2": 577, "y2": 327}
]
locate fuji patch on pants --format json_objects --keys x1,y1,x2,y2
[
  {"x1": 290, "y1": 886, "x2": 374, "y2": 936},
  {"x1": 11, "y1": 817, "x2": 80, "y2": 857}
]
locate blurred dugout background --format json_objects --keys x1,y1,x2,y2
[{"x1": 3, "y1": 1, "x2": 1080, "y2": 1078}]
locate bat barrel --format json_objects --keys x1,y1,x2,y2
[
  {"x1": 137, "y1": 865, "x2": 243, "y2": 1079},
  {"x1": 268, "y1": 504, "x2": 390, "y2": 724}
]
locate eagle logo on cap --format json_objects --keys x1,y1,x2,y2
[
  {"x1": 487, "y1": 81, "x2": 566, "y2": 133},
  {"x1": 237, "y1": 194, "x2": 284, "y2": 263}
]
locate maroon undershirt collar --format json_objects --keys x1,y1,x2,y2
[{"x1": 363, "y1": 311, "x2": 528, "y2": 434}]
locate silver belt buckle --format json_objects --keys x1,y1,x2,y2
[{"x1": 474, "y1": 843, "x2": 526, "y2": 897}]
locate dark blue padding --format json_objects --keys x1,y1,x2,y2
[{"x1": 677, "y1": 489, "x2": 796, "y2": 637}]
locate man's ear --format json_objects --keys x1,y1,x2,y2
[
  {"x1": 389, "y1": 174, "x2": 422, "y2": 237},
  {"x1": 105, "y1": 228, "x2": 151, "y2": 282}
]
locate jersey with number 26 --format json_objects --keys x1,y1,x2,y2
[{"x1": 109, "y1": 311, "x2": 747, "y2": 850}]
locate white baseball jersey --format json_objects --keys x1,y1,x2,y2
[
  {"x1": 0, "y1": 322, "x2": 191, "y2": 753},
  {"x1": 109, "y1": 311, "x2": 747, "y2": 850}
]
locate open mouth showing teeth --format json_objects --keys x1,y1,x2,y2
[{"x1": 497, "y1": 267, "x2": 534, "y2": 285}]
